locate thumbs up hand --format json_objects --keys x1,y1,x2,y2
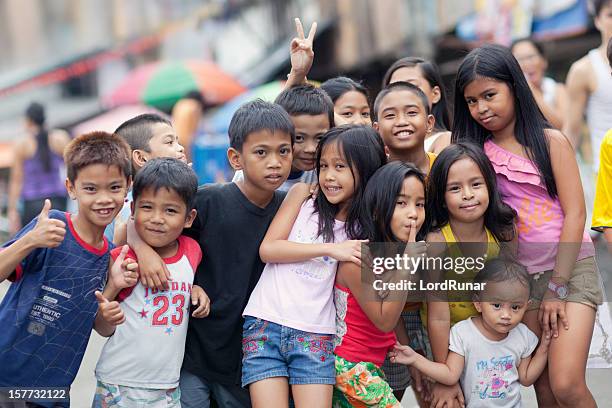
[
  {"x1": 26, "y1": 199, "x2": 66, "y2": 249},
  {"x1": 108, "y1": 245, "x2": 139, "y2": 291},
  {"x1": 95, "y1": 290, "x2": 125, "y2": 326}
]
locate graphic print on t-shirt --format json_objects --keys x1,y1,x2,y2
[{"x1": 473, "y1": 355, "x2": 514, "y2": 401}]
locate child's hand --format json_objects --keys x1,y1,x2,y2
[
  {"x1": 108, "y1": 245, "x2": 139, "y2": 291},
  {"x1": 388, "y1": 342, "x2": 418, "y2": 365},
  {"x1": 25, "y1": 199, "x2": 66, "y2": 249},
  {"x1": 330, "y1": 239, "x2": 369, "y2": 265},
  {"x1": 95, "y1": 291, "x2": 125, "y2": 326},
  {"x1": 289, "y1": 18, "x2": 317, "y2": 78},
  {"x1": 139, "y1": 254, "x2": 172, "y2": 290},
  {"x1": 401, "y1": 220, "x2": 426, "y2": 272},
  {"x1": 191, "y1": 285, "x2": 210, "y2": 318},
  {"x1": 538, "y1": 295, "x2": 569, "y2": 339},
  {"x1": 536, "y1": 332, "x2": 551, "y2": 356}
]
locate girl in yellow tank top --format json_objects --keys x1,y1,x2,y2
[{"x1": 421, "y1": 143, "x2": 517, "y2": 404}]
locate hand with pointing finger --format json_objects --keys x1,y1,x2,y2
[
  {"x1": 25, "y1": 199, "x2": 66, "y2": 249},
  {"x1": 95, "y1": 290, "x2": 125, "y2": 327}
]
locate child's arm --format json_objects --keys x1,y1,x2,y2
[
  {"x1": 284, "y1": 18, "x2": 317, "y2": 89},
  {"x1": 518, "y1": 333, "x2": 551, "y2": 386},
  {"x1": 259, "y1": 183, "x2": 366, "y2": 264},
  {"x1": 112, "y1": 219, "x2": 128, "y2": 246},
  {"x1": 127, "y1": 217, "x2": 170, "y2": 290},
  {"x1": 0, "y1": 200, "x2": 65, "y2": 283},
  {"x1": 543, "y1": 130, "x2": 585, "y2": 337},
  {"x1": 190, "y1": 284, "x2": 211, "y2": 318},
  {"x1": 390, "y1": 344, "x2": 464, "y2": 386},
  {"x1": 94, "y1": 245, "x2": 139, "y2": 337}
]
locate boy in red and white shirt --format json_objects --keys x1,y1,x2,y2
[{"x1": 93, "y1": 158, "x2": 209, "y2": 408}]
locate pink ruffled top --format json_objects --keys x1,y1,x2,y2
[{"x1": 484, "y1": 140, "x2": 594, "y2": 274}]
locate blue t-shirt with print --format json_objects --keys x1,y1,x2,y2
[{"x1": 0, "y1": 210, "x2": 112, "y2": 393}]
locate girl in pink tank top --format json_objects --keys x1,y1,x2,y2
[
  {"x1": 242, "y1": 126, "x2": 386, "y2": 408},
  {"x1": 333, "y1": 162, "x2": 427, "y2": 407},
  {"x1": 452, "y1": 44, "x2": 602, "y2": 407}
]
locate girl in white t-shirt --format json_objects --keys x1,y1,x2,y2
[
  {"x1": 241, "y1": 125, "x2": 386, "y2": 408},
  {"x1": 390, "y1": 258, "x2": 551, "y2": 407}
]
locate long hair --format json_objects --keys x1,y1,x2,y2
[
  {"x1": 425, "y1": 143, "x2": 516, "y2": 242},
  {"x1": 382, "y1": 57, "x2": 451, "y2": 132},
  {"x1": 451, "y1": 44, "x2": 557, "y2": 197},
  {"x1": 25, "y1": 102, "x2": 51, "y2": 172},
  {"x1": 362, "y1": 161, "x2": 426, "y2": 242},
  {"x1": 314, "y1": 125, "x2": 387, "y2": 242}
]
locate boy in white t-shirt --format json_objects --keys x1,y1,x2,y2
[
  {"x1": 92, "y1": 158, "x2": 210, "y2": 408},
  {"x1": 390, "y1": 258, "x2": 551, "y2": 407}
]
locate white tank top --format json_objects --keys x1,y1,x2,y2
[
  {"x1": 541, "y1": 77, "x2": 557, "y2": 107},
  {"x1": 586, "y1": 49, "x2": 612, "y2": 172},
  {"x1": 243, "y1": 199, "x2": 347, "y2": 334}
]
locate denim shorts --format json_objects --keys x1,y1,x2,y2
[{"x1": 241, "y1": 316, "x2": 335, "y2": 387}]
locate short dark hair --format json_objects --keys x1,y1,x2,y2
[
  {"x1": 590, "y1": 0, "x2": 612, "y2": 16},
  {"x1": 132, "y1": 157, "x2": 198, "y2": 211},
  {"x1": 608, "y1": 37, "x2": 612, "y2": 68},
  {"x1": 274, "y1": 84, "x2": 335, "y2": 127},
  {"x1": 373, "y1": 81, "x2": 431, "y2": 122},
  {"x1": 473, "y1": 257, "x2": 530, "y2": 301},
  {"x1": 320, "y1": 76, "x2": 369, "y2": 105},
  {"x1": 114, "y1": 113, "x2": 172, "y2": 152},
  {"x1": 381, "y1": 57, "x2": 451, "y2": 131},
  {"x1": 228, "y1": 99, "x2": 294, "y2": 151},
  {"x1": 64, "y1": 131, "x2": 131, "y2": 182}
]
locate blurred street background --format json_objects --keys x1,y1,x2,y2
[{"x1": 0, "y1": 0, "x2": 611, "y2": 406}]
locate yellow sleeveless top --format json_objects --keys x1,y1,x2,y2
[{"x1": 420, "y1": 223, "x2": 499, "y2": 327}]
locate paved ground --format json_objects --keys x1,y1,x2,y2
[{"x1": 1, "y1": 239, "x2": 611, "y2": 407}]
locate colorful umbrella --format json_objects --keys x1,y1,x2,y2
[
  {"x1": 204, "y1": 80, "x2": 285, "y2": 135},
  {"x1": 104, "y1": 61, "x2": 246, "y2": 110}
]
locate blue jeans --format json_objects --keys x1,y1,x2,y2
[
  {"x1": 179, "y1": 369, "x2": 250, "y2": 408},
  {"x1": 241, "y1": 316, "x2": 335, "y2": 387}
]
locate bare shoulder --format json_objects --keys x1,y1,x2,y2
[
  {"x1": 544, "y1": 129, "x2": 572, "y2": 150},
  {"x1": 48, "y1": 129, "x2": 71, "y2": 154},
  {"x1": 566, "y1": 56, "x2": 595, "y2": 89}
]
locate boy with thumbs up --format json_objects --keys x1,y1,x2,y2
[{"x1": 0, "y1": 132, "x2": 134, "y2": 407}]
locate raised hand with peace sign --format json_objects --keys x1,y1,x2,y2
[{"x1": 286, "y1": 18, "x2": 317, "y2": 89}]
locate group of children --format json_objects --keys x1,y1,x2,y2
[{"x1": 0, "y1": 16, "x2": 609, "y2": 408}]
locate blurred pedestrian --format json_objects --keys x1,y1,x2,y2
[
  {"x1": 7, "y1": 102, "x2": 70, "y2": 235},
  {"x1": 511, "y1": 38, "x2": 568, "y2": 130},
  {"x1": 172, "y1": 90, "x2": 205, "y2": 163}
]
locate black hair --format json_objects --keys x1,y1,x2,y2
[
  {"x1": 473, "y1": 257, "x2": 530, "y2": 300},
  {"x1": 373, "y1": 81, "x2": 431, "y2": 122},
  {"x1": 510, "y1": 37, "x2": 545, "y2": 58},
  {"x1": 608, "y1": 37, "x2": 612, "y2": 67},
  {"x1": 64, "y1": 131, "x2": 131, "y2": 182},
  {"x1": 184, "y1": 90, "x2": 205, "y2": 105},
  {"x1": 132, "y1": 157, "x2": 198, "y2": 211},
  {"x1": 25, "y1": 102, "x2": 52, "y2": 172},
  {"x1": 362, "y1": 161, "x2": 426, "y2": 242},
  {"x1": 590, "y1": 0, "x2": 612, "y2": 16},
  {"x1": 314, "y1": 125, "x2": 387, "y2": 242},
  {"x1": 382, "y1": 57, "x2": 451, "y2": 131},
  {"x1": 228, "y1": 99, "x2": 295, "y2": 151},
  {"x1": 425, "y1": 143, "x2": 516, "y2": 242},
  {"x1": 274, "y1": 84, "x2": 335, "y2": 127},
  {"x1": 320, "y1": 76, "x2": 369, "y2": 105},
  {"x1": 451, "y1": 43, "x2": 557, "y2": 198},
  {"x1": 114, "y1": 113, "x2": 173, "y2": 152}
]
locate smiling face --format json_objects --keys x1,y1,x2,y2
[
  {"x1": 389, "y1": 176, "x2": 425, "y2": 241},
  {"x1": 66, "y1": 164, "x2": 129, "y2": 229},
  {"x1": 444, "y1": 157, "x2": 489, "y2": 224},
  {"x1": 512, "y1": 41, "x2": 547, "y2": 88},
  {"x1": 229, "y1": 129, "x2": 293, "y2": 193},
  {"x1": 375, "y1": 90, "x2": 434, "y2": 155},
  {"x1": 334, "y1": 91, "x2": 372, "y2": 126},
  {"x1": 291, "y1": 113, "x2": 330, "y2": 172},
  {"x1": 146, "y1": 123, "x2": 187, "y2": 162},
  {"x1": 474, "y1": 279, "x2": 530, "y2": 338},
  {"x1": 463, "y1": 78, "x2": 516, "y2": 136},
  {"x1": 132, "y1": 186, "x2": 196, "y2": 257},
  {"x1": 318, "y1": 141, "x2": 356, "y2": 216}
]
